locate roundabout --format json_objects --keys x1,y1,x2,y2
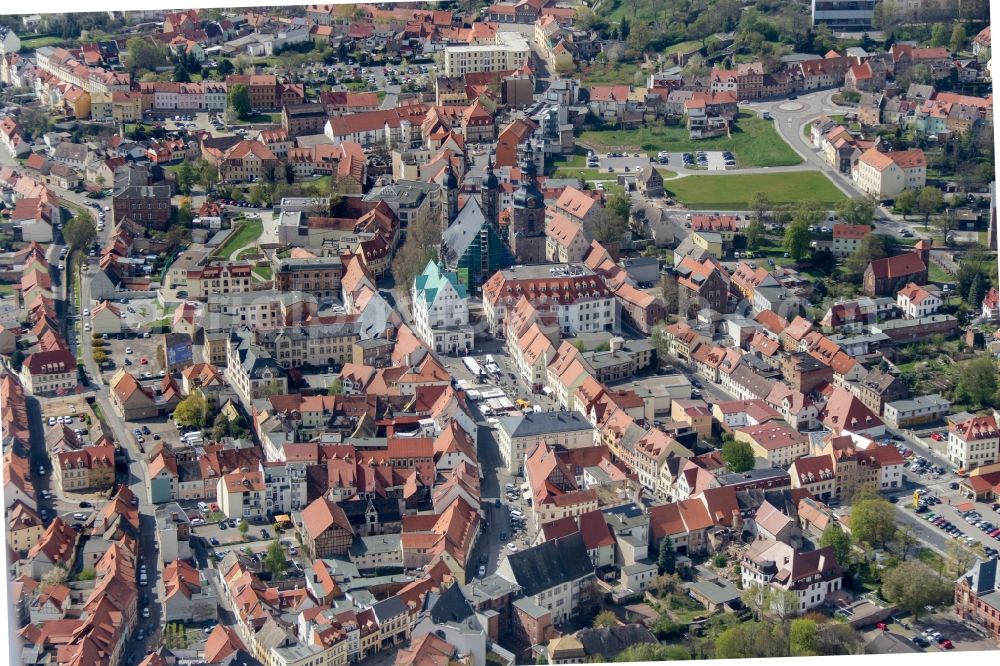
[{"x1": 777, "y1": 101, "x2": 806, "y2": 112}]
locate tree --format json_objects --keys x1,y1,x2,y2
[
  {"x1": 78, "y1": 568, "x2": 97, "y2": 581},
  {"x1": 881, "y1": 560, "x2": 952, "y2": 619},
  {"x1": 721, "y1": 437, "x2": 755, "y2": 472},
  {"x1": 818, "y1": 523, "x2": 852, "y2": 566},
  {"x1": 173, "y1": 391, "x2": 208, "y2": 427},
  {"x1": 328, "y1": 378, "x2": 344, "y2": 396},
  {"x1": 660, "y1": 272, "x2": 679, "y2": 315},
  {"x1": 228, "y1": 84, "x2": 252, "y2": 120},
  {"x1": 264, "y1": 539, "x2": 288, "y2": 578},
  {"x1": 850, "y1": 496, "x2": 897, "y2": 549},
  {"x1": 391, "y1": 242, "x2": 434, "y2": 304},
  {"x1": 967, "y1": 273, "x2": 987, "y2": 309},
  {"x1": 745, "y1": 217, "x2": 765, "y2": 251},
  {"x1": 173, "y1": 62, "x2": 191, "y2": 83},
  {"x1": 784, "y1": 220, "x2": 811, "y2": 261},
  {"x1": 196, "y1": 159, "x2": 219, "y2": 191},
  {"x1": 895, "y1": 190, "x2": 917, "y2": 220},
  {"x1": 63, "y1": 216, "x2": 96, "y2": 252},
  {"x1": 584, "y1": 208, "x2": 629, "y2": 244},
  {"x1": 19, "y1": 107, "x2": 51, "y2": 140},
  {"x1": 794, "y1": 199, "x2": 826, "y2": 228},
  {"x1": 625, "y1": 21, "x2": 653, "y2": 55},
  {"x1": 843, "y1": 233, "x2": 887, "y2": 282},
  {"x1": 715, "y1": 621, "x2": 788, "y2": 659},
  {"x1": 648, "y1": 573, "x2": 682, "y2": 597},
  {"x1": 657, "y1": 536, "x2": 676, "y2": 575},
  {"x1": 930, "y1": 22, "x2": 949, "y2": 47},
  {"x1": 915, "y1": 186, "x2": 943, "y2": 228},
  {"x1": 789, "y1": 618, "x2": 818, "y2": 656},
  {"x1": 125, "y1": 37, "x2": 168, "y2": 74},
  {"x1": 217, "y1": 58, "x2": 234, "y2": 76},
  {"x1": 950, "y1": 23, "x2": 967, "y2": 53},
  {"x1": 607, "y1": 190, "x2": 631, "y2": 222},
  {"x1": 740, "y1": 584, "x2": 769, "y2": 621},
  {"x1": 835, "y1": 197, "x2": 876, "y2": 226},
  {"x1": 176, "y1": 160, "x2": 196, "y2": 195},
  {"x1": 592, "y1": 610, "x2": 618, "y2": 628},
  {"x1": 954, "y1": 356, "x2": 998, "y2": 409},
  {"x1": 238, "y1": 520, "x2": 249, "y2": 535},
  {"x1": 615, "y1": 644, "x2": 689, "y2": 662}
]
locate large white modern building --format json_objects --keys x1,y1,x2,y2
[
  {"x1": 443, "y1": 32, "x2": 531, "y2": 77},
  {"x1": 811, "y1": 0, "x2": 875, "y2": 31}
]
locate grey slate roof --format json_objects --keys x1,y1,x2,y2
[
  {"x1": 372, "y1": 594, "x2": 407, "y2": 622},
  {"x1": 503, "y1": 532, "x2": 593, "y2": 597},
  {"x1": 497, "y1": 410, "x2": 591, "y2": 439},
  {"x1": 576, "y1": 625, "x2": 657, "y2": 659}
]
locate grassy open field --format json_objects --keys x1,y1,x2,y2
[
  {"x1": 20, "y1": 36, "x2": 65, "y2": 50},
  {"x1": 580, "y1": 113, "x2": 802, "y2": 168},
  {"x1": 664, "y1": 172, "x2": 846, "y2": 209},
  {"x1": 213, "y1": 218, "x2": 263, "y2": 258},
  {"x1": 577, "y1": 61, "x2": 645, "y2": 87}
]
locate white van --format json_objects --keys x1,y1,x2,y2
[{"x1": 197, "y1": 502, "x2": 209, "y2": 511}]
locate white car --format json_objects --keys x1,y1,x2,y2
[
  {"x1": 47, "y1": 417, "x2": 56, "y2": 426},
  {"x1": 125, "y1": 347, "x2": 133, "y2": 354},
  {"x1": 73, "y1": 512, "x2": 87, "y2": 520},
  {"x1": 142, "y1": 607, "x2": 150, "y2": 618},
  {"x1": 84, "y1": 324, "x2": 91, "y2": 332},
  {"x1": 478, "y1": 565, "x2": 486, "y2": 577},
  {"x1": 506, "y1": 542, "x2": 517, "y2": 552}
]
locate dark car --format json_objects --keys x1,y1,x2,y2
[
  {"x1": 79, "y1": 501, "x2": 92, "y2": 508},
  {"x1": 913, "y1": 637, "x2": 930, "y2": 648}
]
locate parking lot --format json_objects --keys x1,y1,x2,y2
[
  {"x1": 94, "y1": 327, "x2": 167, "y2": 382},
  {"x1": 677, "y1": 150, "x2": 736, "y2": 171}
]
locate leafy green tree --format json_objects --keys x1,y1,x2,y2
[
  {"x1": 843, "y1": 233, "x2": 887, "y2": 282},
  {"x1": 592, "y1": 610, "x2": 618, "y2": 628},
  {"x1": 176, "y1": 160, "x2": 196, "y2": 195},
  {"x1": 218, "y1": 58, "x2": 234, "y2": 76},
  {"x1": 328, "y1": 378, "x2": 344, "y2": 396},
  {"x1": 721, "y1": 437, "x2": 755, "y2": 472},
  {"x1": 784, "y1": 219, "x2": 811, "y2": 261},
  {"x1": 264, "y1": 539, "x2": 288, "y2": 578},
  {"x1": 789, "y1": 618, "x2": 818, "y2": 656},
  {"x1": 607, "y1": 190, "x2": 631, "y2": 223},
  {"x1": 615, "y1": 644, "x2": 689, "y2": 662},
  {"x1": 238, "y1": 520, "x2": 249, "y2": 535},
  {"x1": 930, "y1": 22, "x2": 949, "y2": 47},
  {"x1": 173, "y1": 391, "x2": 208, "y2": 427},
  {"x1": 651, "y1": 615, "x2": 685, "y2": 640},
  {"x1": 745, "y1": 217, "x2": 765, "y2": 251},
  {"x1": 818, "y1": 523, "x2": 852, "y2": 566},
  {"x1": 125, "y1": 37, "x2": 168, "y2": 74},
  {"x1": 950, "y1": 23, "x2": 967, "y2": 53},
  {"x1": 881, "y1": 560, "x2": 952, "y2": 619},
  {"x1": 174, "y1": 62, "x2": 191, "y2": 83},
  {"x1": 954, "y1": 356, "x2": 998, "y2": 409},
  {"x1": 228, "y1": 84, "x2": 252, "y2": 120},
  {"x1": 835, "y1": 197, "x2": 876, "y2": 226},
  {"x1": 63, "y1": 216, "x2": 96, "y2": 252},
  {"x1": 850, "y1": 496, "x2": 897, "y2": 549},
  {"x1": 19, "y1": 107, "x2": 51, "y2": 140},
  {"x1": 657, "y1": 536, "x2": 676, "y2": 575},
  {"x1": 968, "y1": 273, "x2": 987, "y2": 309}
]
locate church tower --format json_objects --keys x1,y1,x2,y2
[
  {"x1": 441, "y1": 159, "x2": 458, "y2": 232},
  {"x1": 481, "y1": 155, "x2": 499, "y2": 228},
  {"x1": 509, "y1": 146, "x2": 546, "y2": 264}
]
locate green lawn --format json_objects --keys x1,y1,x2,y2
[
  {"x1": 20, "y1": 36, "x2": 65, "y2": 50},
  {"x1": 580, "y1": 113, "x2": 802, "y2": 168},
  {"x1": 213, "y1": 219, "x2": 263, "y2": 258},
  {"x1": 253, "y1": 266, "x2": 273, "y2": 281},
  {"x1": 665, "y1": 172, "x2": 846, "y2": 209},
  {"x1": 551, "y1": 167, "x2": 618, "y2": 180},
  {"x1": 577, "y1": 61, "x2": 644, "y2": 87},
  {"x1": 0, "y1": 283, "x2": 14, "y2": 297},
  {"x1": 928, "y1": 262, "x2": 954, "y2": 283}
]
